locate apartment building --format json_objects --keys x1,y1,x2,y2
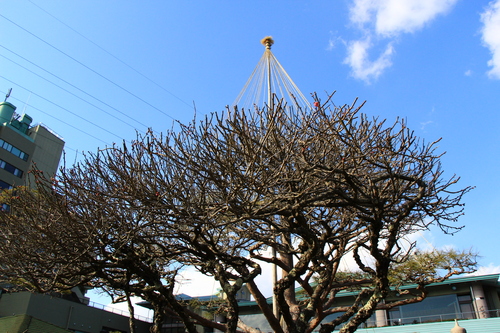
[{"x1": 0, "y1": 99, "x2": 64, "y2": 191}]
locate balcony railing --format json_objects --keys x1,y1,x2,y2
[
  {"x1": 382, "y1": 309, "x2": 500, "y2": 327},
  {"x1": 78, "y1": 297, "x2": 154, "y2": 323}
]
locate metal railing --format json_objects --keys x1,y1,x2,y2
[
  {"x1": 384, "y1": 309, "x2": 500, "y2": 327},
  {"x1": 78, "y1": 297, "x2": 154, "y2": 323}
]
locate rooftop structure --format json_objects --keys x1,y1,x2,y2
[{"x1": 0, "y1": 95, "x2": 64, "y2": 191}]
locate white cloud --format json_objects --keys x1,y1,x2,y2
[
  {"x1": 420, "y1": 120, "x2": 434, "y2": 130},
  {"x1": 327, "y1": 39, "x2": 336, "y2": 51},
  {"x1": 354, "y1": 0, "x2": 458, "y2": 37},
  {"x1": 349, "y1": 0, "x2": 377, "y2": 27},
  {"x1": 174, "y1": 254, "x2": 277, "y2": 299},
  {"x1": 345, "y1": 0, "x2": 459, "y2": 82},
  {"x1": 480, "y1": 0, "x2": 500, "y2": 79},
  {"x1": 344, "y1": 38, "x2": 394, "y2": 82},
  {"x1": 326, "y1": 31, "x2": 347, "y2": 52},
  {"x1": 469, "y1": 263, "x2": 500, "y2": 276},
  {"x1": 175, "y1": 266, "x2": 220, "y2": 297},
  {"x1": 327, "y1": 31, "x2": 337, "y2": 51}
]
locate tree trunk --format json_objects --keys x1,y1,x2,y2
[{"x1": 126, "y1": 292, "x2": 136, "y2": 333}]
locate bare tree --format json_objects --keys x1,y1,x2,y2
[{"x1": 0, "y1": 93, "x2": 475, "y2": 333}]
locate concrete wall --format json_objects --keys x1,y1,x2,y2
[
  {"x1": 0, "y1": 292, "x2": 152, "y2": 333},
  {"x1": 28, "y1": 124, "x2": 64, "y2": 183},
  {"x1": 0, "y1": 123, "x2": 64, "y2": 188}
]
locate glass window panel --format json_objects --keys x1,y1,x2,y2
[
  {"x1": 0, "y1": 139, "x2": 28, "y2": 160},
  {"x1": 4, "y1": 163, "x2": 15, "y2": 174},
  {"x1": 11, "y1": 147, "x2": 21, "y2": 157},
  {"x1": 1, "y1": 203, "x2": 10, "y2": 212},
  {"x1": 399, "y1": 295, "x2": 459, "y2": 324},
  {"x1": 13, "y1": 168, "x2": 23, "y2": 177},
  {"x1": 0, "y1": 179, "x2": 11, "y2": 189},
  {"x1": 458, "y1": 295, "x2": 472, "y2": 302},
  {"x1": 460, "y1": 303, "x2": 475, "y2": 319}
]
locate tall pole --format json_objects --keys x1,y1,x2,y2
[
  {"x1": 262, "y1": 36, "x2": 279, "y2": 320},
  {"x1": 263, "y1": 37, "x2": 274, "y2": 111}
]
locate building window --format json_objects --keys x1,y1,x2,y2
[
  {"x1": 0, "y1": 181, "x2": 11, "y2": 212},
  {"x1": 0, "y1": 179, "x2": 12, "y2": 190},
  {"x1": 0, "y1": 159, "x2": 23, "y2": 178},
  {"x1": 161, "y1": 316, "x2": 185, "y2": 333},
  {"x1": 458, "y1": 294, "x2": 476, "y2": 319},
  {"x1": 0, "y1": 203, "x2": 9, "y2": 212},
  {"x1": 388, "y1": 306, "x2": 402, "y2": 326},
  {"x1": 388, "y1": 294, "x2": 460, "y2": 325},
  {"x1": 0, "y1": 139, "x2": 29, "y2": 161}
]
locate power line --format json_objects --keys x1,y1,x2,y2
[
  {"x1": 0, "y1": 49, "x2": 150, "y2": 133},
  {"x1": 0, "y1": 90, "x2": 111, "y2": 155},
  {"x1": 0, "y1": 76, "x2": 127, "y2": 144},
  {"x1": 27, "y1": 0, "x2": 195, "y2": 111},
  {"x1": 0, "y1": 13, "x2": 178, "y2": 121}
]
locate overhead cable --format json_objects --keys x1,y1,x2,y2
[
  {"x1": 27, "y1": 0, "x2": 194, "y2": 111},
  {"x1": 0, "y1": 76, "x2": 127, "y2": 144},
  {"x1": 0, "y1": 13, "x2": 177, "y2": 121},
  {"x1": 0, "y1": 49, "x2": 149, "y2": 133}
]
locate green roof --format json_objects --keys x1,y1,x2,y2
[
  {"x1": 328, "y1": 273, "x2": 500, "y2": 298},
  {"x1": 430, "y1": 273, "x2": 499, "y2": 286},
  {"x1": 237, "y1": 273, "x2": 500, "y2": 307},
  {"x1": 0, "y1": 314, "x2": 72, "y2": 333}
]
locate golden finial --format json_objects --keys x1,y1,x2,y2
[{"x1": 260, "y1": 36, "x2": 274, "y2": 50}]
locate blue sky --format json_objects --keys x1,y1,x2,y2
[{"x1": 2, "y1": 0, "x2": 500, "y2": 308}]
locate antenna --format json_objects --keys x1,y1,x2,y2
[
  {"x1": 4, "y1": 88, "x2": 12, "y2": 102},
  {"x1": 21, "y1": 93, "x2": 32, "y2": 115}
]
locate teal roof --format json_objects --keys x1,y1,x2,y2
[
  {"x1": 236, "y1": 273, "x2": 500, "y2": 307},
  {"x1": 430, "y1": 273, "x2": 499, "y2": 285},
  {"x1": 161, "y1": 274, "x2": 500, "y2": 309},
  {"x1": 325, "y1": 273, "x2": 500, "y2": 298}
]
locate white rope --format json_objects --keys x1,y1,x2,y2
[{"x1": 233, "y1": 42, "x2": 311, "y2": 112}]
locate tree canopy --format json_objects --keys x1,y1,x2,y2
[{"x1": 0, "y1": 93, "x2": 476, "y2": 333}]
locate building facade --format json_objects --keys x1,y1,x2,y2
[
  {"x1": 0, "y1": 98, "x2": 137, "y2": 332},
  {"x1": 0, "y1": 100, "x2": 64, "y2": 191},
  {"x1": 161, "y1": 274, "x2": 500, "y2": 333},
  {"x1": 0, "y1": 291, "x2": 152, "y2": 333},
  {"x1": 235, "y1": 274, "x2": 500, "y2": 333}
]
